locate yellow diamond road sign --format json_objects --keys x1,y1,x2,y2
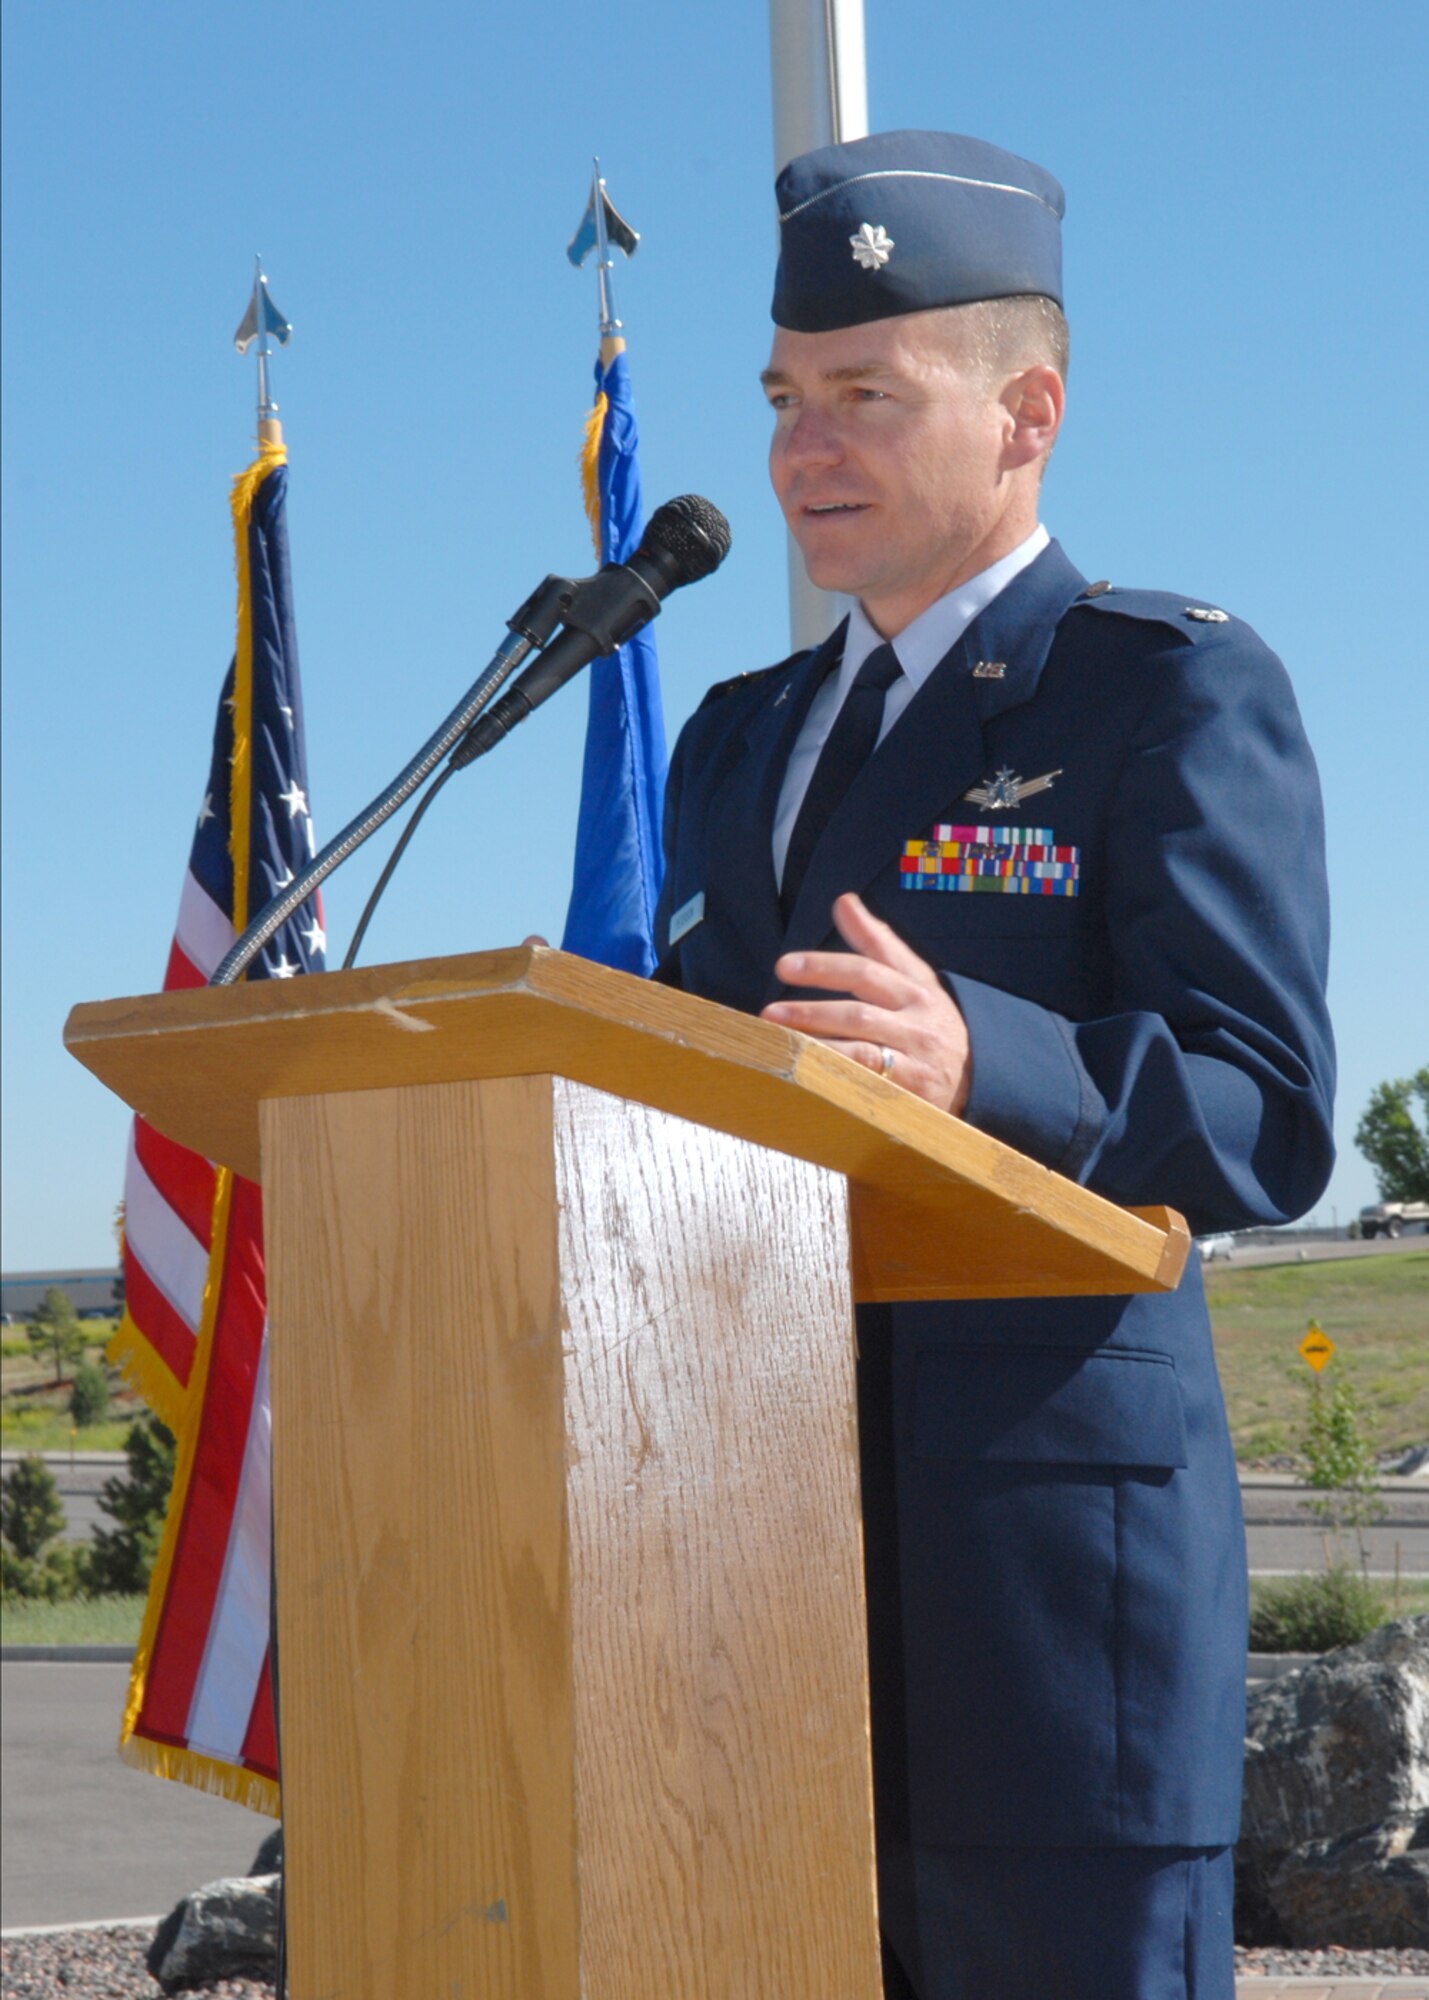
[{"x1": 1299, "y1": 1323, "x2": 1336, "y2": 1372}]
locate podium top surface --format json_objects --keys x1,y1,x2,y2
[{"x1": 65, "y1": 946, "x2": 1187, "y2": 1303}]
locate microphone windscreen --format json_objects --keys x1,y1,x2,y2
[{"x1": 639, "y1": 495, "x2": 732, "y2": 587}]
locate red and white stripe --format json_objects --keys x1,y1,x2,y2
[
  {"x1": 120, "y1": 868, "x2": 235, "y2": 1403},
  {"x1": 129, "y1": 1172, "x2": 278, "y2": 1785},
  {"x1": 119, "y1": 859, "x2": 279, "y2": 1783}
]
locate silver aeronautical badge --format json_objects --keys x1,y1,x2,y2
[
  {"x1": 850, "y1": 222, "x2": 894, "y2": 270},
  {"x1": 963, "y1": 766, "x2": 1063, "y2": 810}
]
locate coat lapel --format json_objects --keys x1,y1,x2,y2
[
  {"x1": 780, "y1": 541, "x2": 1088, "y2": 957},
  {"x1": 704, "y1": 619, "x2": 846, "y2": 934}
]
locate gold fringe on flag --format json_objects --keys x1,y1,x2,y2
[
  {"x1": 228, "y1": 436, "x2": 287, "y2": 925},
  {"x1": 580, "y1": 390, "x2": 608, "y2": 560},
  {"x1": 118, "y1": 1727, "x2": 280, "y2": 1819},
  {"x1": 106, "y1": 1310, "x2": 189, "y2": 1434}
]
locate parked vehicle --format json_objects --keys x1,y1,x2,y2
[
  {"x1": 1196, "y1": 1233, "x2": 1235, "y2": 1261},
  {"x1": 1358, "y1": 1199, "x2": 1429, "y2": 1240}
]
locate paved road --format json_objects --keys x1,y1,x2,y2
[
  {"x1": 10, "y1": 1453, "x2": 1428, "y2": 1556},
  {"x1": 1, "y1": 1662, "x2": 272, "y2": 1929},
  {"x1": 1242, "y1": 1482, "x2": 1429, "y2": 1575},
  {"x1": 1207, "y1": 1235, "x2": 1427, "y2": 1270},
  {"x1": 1245, "y1": 1521, "x2": 1429, "y2": 1574}
]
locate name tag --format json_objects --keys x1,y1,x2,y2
[{"x1": 669, "y1": 890, "x2": 706, "y2": 945}]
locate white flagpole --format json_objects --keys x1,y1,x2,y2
[{"x1": 768, "y1": 0, "x2": 869, "y2": 650}]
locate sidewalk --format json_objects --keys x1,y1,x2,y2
[{"x1": 1235, "y1": 1984, "x2": 1428, "y2": 1997}]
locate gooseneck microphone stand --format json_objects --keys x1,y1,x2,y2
[{"x1": 209, "y1": 573, "x2": 574, "y2": 987}]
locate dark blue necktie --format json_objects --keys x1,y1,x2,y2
[{"x1": 780, "y1": 640, "x2": 902, "y2": 918}]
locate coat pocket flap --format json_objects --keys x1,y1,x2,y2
[{"x1": 914, "y1": 1346, "x2": 1189, "y2": 1469}]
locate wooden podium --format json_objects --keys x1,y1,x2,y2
[{"x1": 66, "y1": 948, "x2": 1188, "y2": 2000}]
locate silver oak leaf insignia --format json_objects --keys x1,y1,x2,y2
[{"x1": 850, "y1": 223, "x2": 894, "y2": 270}]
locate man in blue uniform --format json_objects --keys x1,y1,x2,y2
[{"x1": 653, "y1": 131, "x2": 1335, "y2": 1997}]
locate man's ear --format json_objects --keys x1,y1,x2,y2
[{"x1": 1001, "y1": 364, "x2": 1064, "y2": 470}]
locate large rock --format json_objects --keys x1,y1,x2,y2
[
  {"x1": 1267, "y1": 1811, "x2": 1429, "y2": 1947},
  {"x1": 147, "y1": 1873, "x2": 280, "y2": 1994},
  {"x1": 1237, "y1": 1616, "x2": 1429, "y2": 1944}
]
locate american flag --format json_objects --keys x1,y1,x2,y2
[{"x1": 111, "y1": 437, "x2": 320, "y2": 1812}]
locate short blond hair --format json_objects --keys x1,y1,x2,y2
[{"x1": 935, "y1": 295, "x2": 1070, "y2": 384}]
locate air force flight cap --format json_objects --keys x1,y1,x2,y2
[{"x1": 773, "y1": 129, "x2": 1065, "y2": 333}]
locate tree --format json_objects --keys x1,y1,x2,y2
[
  {"x1": 1298, "y1": 1364, "x2": 1386, "y2": 1574},
  {"x1": 82, "y1": 1412, "x2": 175, "y2": 1595},
  {"x1": 1, "y1": 1454, "x2": 80, "y2": 1601},
  {"x1": 2, "y1": 1454, "x2": 64, "y2": 1560},
  {"x1": 27, "y1": 1286, "x2": 87, "y2": 1385},
  {"x1": 1354, "y1": 1067, "x2": 1429, "y2": 1204},
  {"x1": 69, "y1": 1361, "x2": 111, "y2": 1428}
]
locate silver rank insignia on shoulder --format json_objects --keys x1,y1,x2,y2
[
  {"x1": 772, "y1": 684, "x2": 791, "y2": 707},
  {"x1": 964, "y1": 766, "x2": 1063, "y2": 810},
  {"x1": 850, "y1": 222, "x2": 894, "y2": 270},
  {"x1": 972, "y1": 659, "x2": 1007, "y2": 679},
  {"x1": 1185, "y1": 606, "x2": 1229, "y2": 622}
]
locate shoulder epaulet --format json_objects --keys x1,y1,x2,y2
[
  {"x1": 696, "y1": 649, "x2": 811, "y2": 711},
  {"x1": 1067, "y1": 580, "x2": 1243, "y2": 642}
]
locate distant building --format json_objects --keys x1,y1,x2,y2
[{"x1": 1, "y1": 1268, "x2": 122, "y2": 1320}]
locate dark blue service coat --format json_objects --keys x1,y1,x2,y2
[{"x1": 652, "y1": 539, "x2": 1335, "y2": 1851}]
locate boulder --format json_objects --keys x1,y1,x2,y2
[
  {"x1": 251, "y1": 1824, "x2": 283, "y2": 1875},
  {"x1": 1236, "y1": 1616, "x2": 1429, "y2": 1945},
  {"x1": 1268, "y1": 1811, "x2": 1429, "y2": 1947},
  {"x1": 147, "y1": 1873, "x2": 280, "y2": 1994}
]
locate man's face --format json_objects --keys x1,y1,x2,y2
[{"x1": 762, "y1": 312, "x2": 1014, "y2": 637}]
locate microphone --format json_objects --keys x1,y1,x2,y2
[{"x1": 450, "y1": 494, "x2": 730, "y2": 767}]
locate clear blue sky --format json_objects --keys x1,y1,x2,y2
[{"x1": 3, "y1": 0, "x2": 1425, "y2": 1268}]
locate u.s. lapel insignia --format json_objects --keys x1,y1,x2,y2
[
  {"x1": 963, "y1": 766, "x2": 1063, "y2": 811},
  {"x1": 971, "y1": 659, "x2": 1007, "y2": 679}
]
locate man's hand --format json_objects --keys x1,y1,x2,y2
[{"x1": 761, "y1": 892, "x2": 972, "y2": 1114}]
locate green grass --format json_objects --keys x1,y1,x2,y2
[
  {"x1": 1, "y1": 1403, "x2": 138, "y2": 1453},
  {"x1": 0, "y1": 1593, "x2": 146, "y2": 1646},
  {"x1": 1, "y1": 1323, "x2": 117, "y2": 1382},
  {"x1": 1207, "y1": 1250, "x2": 1429, "y2": 1462},
  {"x1": 2, "y1": 1329, "x2": 142, "y2": 1450}
]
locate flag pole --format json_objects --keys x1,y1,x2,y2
[
  {"x1": 254, "y1": 258, "x2": 281, "y2": 448},
  {"x1": 591, "y1": 159, "x2": 625, "y2": 369},
  {"x1": 768, "y1": 0, "x2": 869, "y2": 649},
  {"x1": 234, "y1": 256, "x2": 291, "y2": 450}
]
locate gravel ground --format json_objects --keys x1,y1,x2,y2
[
  {"x1": 0, "y1": 1923, "x2": 271, "y2": 1998},
  {"x1": 1234, "y1": 1944, "x2": 1429, "y2": 1977},
  {"x1": 3, "y1": 1926, "x2": 1428, "y2": 1996}
]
